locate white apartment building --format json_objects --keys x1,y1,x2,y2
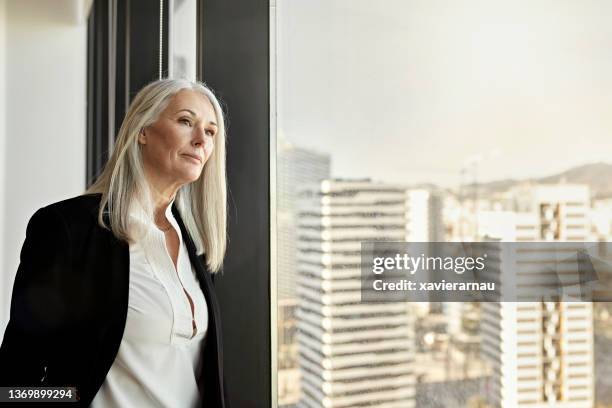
[
  {"x1": 480, "y1": 184, "x2": 594, "y2": 407},
  {"x1": 296, "y1": 179, "x2": 415, "y2": 408}
]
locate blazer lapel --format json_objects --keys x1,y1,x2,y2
[
  {"x1": 172, "y1": 204, "x2": 226, "y2": 407},
  {"x1": 83, "y1": 200, "x2": 131, "y2": 406}
]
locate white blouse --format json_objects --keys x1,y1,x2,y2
[{"x1": 92, "y1": 201, "x2": 208, "y2": 408}]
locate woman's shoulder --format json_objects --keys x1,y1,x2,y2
[
  {"x1": 32, "y1": 193, "x2": 103, "y2": 230},
  {"x1": 19, "y1": 194, "x2": 106, "y2": 258},
  {"x1": 44, "y1": 193, "x2": 102, "y2": 217}
]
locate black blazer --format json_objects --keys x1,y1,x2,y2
[{"x1": 0, "y1": 193, "x2": 228, "y2": 407}]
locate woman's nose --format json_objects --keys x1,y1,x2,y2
[{"x1": 192, "y1": 128, "x2": 206, "y2": 146}]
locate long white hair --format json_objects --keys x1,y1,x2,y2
[{"x1": 86, "y1": 78, "x2": 227, "y2": 273}]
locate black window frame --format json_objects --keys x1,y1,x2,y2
[{"x1": 198, "y1": 0, "x2": 272, "y2": 406}]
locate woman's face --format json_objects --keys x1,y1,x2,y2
[{"x1": 139, "y1": 89, "x2": 217, "y2": 191}]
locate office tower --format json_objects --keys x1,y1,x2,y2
[
  {"x1": 591, "y1": 197, "x2": 612, "y2": 241},
  {"x1": 480, "y1": 184, "x2": 594, "y2": 407},
  {"x1": 296, "y1": 179, "x2": 415, "y2": 408},
  {"x1": 405, "y1": 189, "x2": 444, "y2": 317},
  {"x1": 278, "y1": 141, "x2": 331, "y2": 300},
  {"x1": 405, "y1": 189, "x2": 444, "y2": 242},
  {"x1": 277, "y1": 141, "x2": 331, "y2": 406}
]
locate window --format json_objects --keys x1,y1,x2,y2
[{"x1": 273, "y1": 1, "x2": 612, "y2": 407}]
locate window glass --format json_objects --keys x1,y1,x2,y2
[
  {"x1": 274, "y1": 1, "x2": 612, "y2": 407},
  {"x1": 169, "y1": 0, "x2": 197, "y2": 80}
]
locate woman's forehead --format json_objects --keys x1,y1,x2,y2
[{"x1": 167, "y1": 89, "x2": 214, "y2": 115}]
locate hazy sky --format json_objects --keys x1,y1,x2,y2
[{"x1": 276, "y1": 0, "x2": 612, "y2": 187}]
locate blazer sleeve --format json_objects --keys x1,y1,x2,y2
[{"x1": 0, "y1": 206, "x2": 72, "y2": 386}]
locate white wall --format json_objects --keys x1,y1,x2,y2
[
  {"x1": 1, "y1": 0, "x2": 87, "y2": 335},
  {"x1": 0, "y1": 0, "x2": 7, "y2": 328}
]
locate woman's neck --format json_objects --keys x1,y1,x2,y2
[
  {"x1": 143, "y1": 171, "x2": 181, "y2": 219},
  {"x1": 146, "y1": 182, "x2": 180, "y2": 226}
]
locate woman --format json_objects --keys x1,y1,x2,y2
[{"x1": 0, "y1": 78, "x2": 229, "y2": 407}]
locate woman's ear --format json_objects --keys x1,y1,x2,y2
[{"x1": 138, "y1": 128, "x2": 147, "y2": 145}]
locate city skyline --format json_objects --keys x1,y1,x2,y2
[
  {"x1": 277, "y1": 174, "x2": 610, "y2": 406},
  {"x1": 281, "y1": 138, "x2": 612, "y2": 195}
]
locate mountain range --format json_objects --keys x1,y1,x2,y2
[{"x1": 440, "y1": 162, "x2": 612, "y2": 199}]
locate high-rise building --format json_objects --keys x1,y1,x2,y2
[
  {"x1": 296, "y1": 179, "x2": 416, "y2": 408},
  {"x1": 480, "y1": 184, "x2": 594, "y2": 407},
  {"x1": 277, "y1": 141, "x2": 331, "y2": 406},
  {"x1": 590, "y1": 197, "x2": 612, "y2": 241},
  {"x1": 278, "y1": 141, "x2": 331, "y2": 300},
  {"x1": 405, "y1": 189, "x2": 444, "y2": 317},
  {"x1": 405, "y1": 189, "x2": 444, "y2": 242}
]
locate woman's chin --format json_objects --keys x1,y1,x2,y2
[{"x1": 173, "y1": 170, "x2": 203, "y2": 185}]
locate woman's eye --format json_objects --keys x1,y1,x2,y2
[
  {"x1": 180, "y1": 118, "x2": 192, "y2": 126},
  {"x1": 205, "y1": 129, "x2": 216, "y2": 137}
]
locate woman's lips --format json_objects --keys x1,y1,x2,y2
[{"x1": 182, "y1": 153, "x2": 202, "y2": 163}]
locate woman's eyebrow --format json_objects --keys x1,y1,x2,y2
[
  {"x1": 175, "y1": 108, "x2": 218, "y2": 127},
  {"x1": 175, "y1": 108, "x2": 197, "y2": 116}
]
